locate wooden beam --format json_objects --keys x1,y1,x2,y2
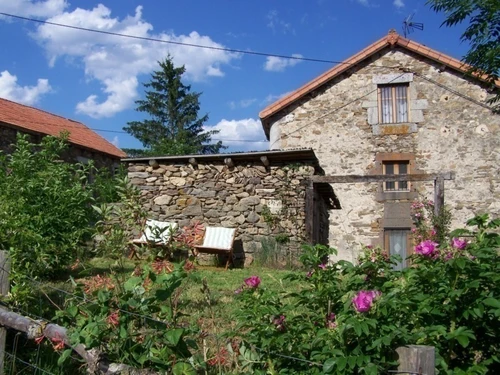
[
  {"x1": 434, "y1": 176, "x2": 445, "y2": 217},
  {"x1": 310, "y1": 172, "x2": 455, "y2": 184},
  {"x1": 260, "y1": 156, "x2": 270, "y2": 167},
  {"x1": 224, "y1": 158, "x2": 234, "y2": 168},
  {"x1": 305, "y1": 182, "x2": 314, "y2": 244}
]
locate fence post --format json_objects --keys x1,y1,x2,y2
[
  {"x1": 0, "y1": 250, "x2": 10, "y2": 375},
  {"x1": 396, "y1": 345, "x2": 435, "y2": 375}
]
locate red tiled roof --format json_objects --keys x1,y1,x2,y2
[
  {"x1": 0, "y1": 98, "x2": 126, "y2": 158},
  {"x1": 259, "y1": 29, "x2": 498, "y2": 124}
]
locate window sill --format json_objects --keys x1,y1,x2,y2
[
  {"x1": 372, "y1": 123, "x2": 417, "y2": 136},
  {"x1": 376, "y1": 191, "x2": 417, "y2": 202}
]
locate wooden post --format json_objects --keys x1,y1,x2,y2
[
  {"x1": 434, "y1": 176, "x2": 444, "y2": 217},
  {"x1": 0, "y1": 251, "x2": 10, "y2": 375},
  {"x1": 305, "y1": 182, "x2": 314, "y2": 244},
  {"x1": 396, "y1": 345, "x2": 435, "y2": 375}
]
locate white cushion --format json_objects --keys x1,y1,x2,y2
[
  {"x1": 201, "y1": 227, "x2": 236, "y2": 250},
  {"x1": 138, "y1": 220, "x2": 177, "y2": 245}
]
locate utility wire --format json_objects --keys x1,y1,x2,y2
[
  {"x1": 4, "y1": 351, "x2": 56, "y2": 375},
  {"x1": 0, "y1": 12, "x2": 349, "y2": 66}
]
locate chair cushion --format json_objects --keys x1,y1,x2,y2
[
  {"x1": 138, "y1": 220, "x2": 178, "y2": 245},
  {"x1": 200, "y1": 227, "x2": 236, "y2": 250}
]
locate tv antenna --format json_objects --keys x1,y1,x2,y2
[{"x1": 402, "y1": 12, "x2": 424, "y2": 38}]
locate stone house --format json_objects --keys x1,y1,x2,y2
[
  {"x1": 124, "y1": 149, "x2": 337, "y2": 263},
  {"x1": 0, "y1": 98, "x2": 126, "y2": 168},
  {"x1": 259, "y1": 30, "x2": 499, "y2": 265}
]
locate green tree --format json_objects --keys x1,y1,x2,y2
[
  {"x1": 124, "y1": 57, "x2": 225, "y2": 156},
  {"x1": 428, "y1": 0, "x2": 500, "y2": 108}
]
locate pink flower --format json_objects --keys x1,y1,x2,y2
[
  {"x1": 326, "y1": 312, "x2": 337, "y2": 328},
  {"x1": 273, "y1": 315, "x2": 286, "y2": 332},
  {"x1": 352, "y1": 290, "x2": 381, "y2": 313},
  {"x1": 244, "y1": 276, "x2": 261, "y2": 288},
  {"x1": 431, "y1": 229, "x2": 437, "y2": 236},
  {"x1": 234, "y1": 287, "x2": 243, "y2": 295},
  {"x1": 306, "y1": 270, "x2": 315, "y2": 278},
  {"x1": 318, "y1": 263, "x2": 327, "y2": 270},
  {"x1": 451, "y1": 238, "x2": 467, "y2": 250},
  {"x1": 415, "y1": 240, "x2": 439, "y2": 257}
]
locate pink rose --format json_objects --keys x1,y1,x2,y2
[
  {"x1": 352, "y1": 290, "x2": 381, "y2": 313},
  {"x1": 451, "y1": 238, "x2": 467, "y2": 250},
  {"x1": 244, "y1": 276, "x2": 261, "y2": 288},
  {"x1": 415, "y1": 240, "x2": 439, "y2": 257}
]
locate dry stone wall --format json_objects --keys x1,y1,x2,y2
[
  {"x1": 267, "y1": 47, "x2": 500, "y2": 262},
  {"x1": 127, "y1": 161, "x2": 316, "y2": 264}
]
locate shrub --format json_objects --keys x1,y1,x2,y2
[{"x1": 234, "y1": 214, "x2": 500, "y2": 374}]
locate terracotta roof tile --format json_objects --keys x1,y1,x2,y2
[
  {"x1": 259, "y1": 30, "x2": 498, "y2": 125},
  {"x1": 0, "y1": 98, "x2": 126, "y2": 158}
]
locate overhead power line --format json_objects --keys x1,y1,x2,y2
[{"x1": 1, "y1": 12, "x2": 346, "y2": 65}]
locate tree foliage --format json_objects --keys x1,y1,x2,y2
[
  {"x1": 428, "y1": 0, "x2": 500, "y2": 107},
  {"x1": 124, "y1": 57, "x2": 225, "y2": 156}
]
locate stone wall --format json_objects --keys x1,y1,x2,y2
[
  {"x1": 266, "y1": 47, "x2": 500, "y2": 262},
  {"x1": 127, "y1": 160, "x2": 318, "y2": 264}
]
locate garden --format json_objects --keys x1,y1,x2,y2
[{"x1": 0, "y1": 135, "x2": 498, "y2": 374}]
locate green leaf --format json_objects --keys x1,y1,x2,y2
[
  {"x1": 172, "y1": 362, "x2": 196, "y2": 375},
  {"x1": 456, "y1": 335, "x2": 470, "y2": 348},
  {"x1": 483, "y1": 298, "x2": 500, "y2": 309},
  {"x1": 165, "y1": 328, "x2": 184, "y2": 346},
  {"x1": 57, "y1": 349, "x2": 72, "y2": 366},
  {"x1": 123, "y1": 276, "x2": 143, "y2": 291},
  {"x1": 67, "y1": 305, "x2": 78, "y2": 318},
  {"x1": 323, "y1": 358, "x2": 336, "y2": 373}
]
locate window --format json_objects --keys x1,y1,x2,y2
[
  {"x1": 384, "y1": 229, "x2": 410, "y2": 270},
  {"x1": 378, "y1": 83, "x2": 409, "y2": 124},
  {"x1": 383, "y1": 161, "x2": 409, "y2": 192}
]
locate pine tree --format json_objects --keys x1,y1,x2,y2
[{"x1": 124, "y1": 57, "x2": 225, "y2": 156}]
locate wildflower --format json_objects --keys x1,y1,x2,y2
[
  {"x1": 183, "y1": 260, "x2": 195, "y2": 272},
  {"x1": 326, "y1": 313, "x2": 337, "y2": 329},
  {"x1": 306, "y1": 269, "x2": 314, "y2": 278},
  {"x1": 34, "y1": 335, "x2": 45, "y2": 345},
  {"x1": 234, "y1": 287, "x2": 243, "y2": 295},
  {"x1": 83, "y1": 275, "x2": 115, "y2": 294},
  {"x1": 106, "y1": 311, "x2": 120, "y2": 327},
  {"x1": 318, "y1": 263, "x2": 327, "y2": 270},
  {"x1": 207, "y1": 348, "x2": 229, "y2": 367},
  {"x1": 431, "y1": 228, "x2": 437, "y2": 236},
  {"x1": 352, "y1": 290, "x2": 381, "y2": 313},
  {"x1": 365, "y1": 245, "x2": 373, "y2": 249},
  {"x1": 244, "y1": 276, "x2": 261, "y2": 288},
  {"x1": 445, "y1": 252, "x2": 454, "y2": 261},
  {"x1": 51, "y1": 333, "x2": 65, "y2": 351},
  {"x1": 152, "y1": 259, "x2": 173, "y2": 274},
  {"x1": 415, "y1": 240, "x2": 439, "y2": 257},
  {"x1": 451, "y1": 238, "x2": 467, "y2": 250},
  {"x1": 273, "y1": 315, "x2": 286, "y2": 332}
]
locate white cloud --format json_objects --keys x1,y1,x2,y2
[
  {"x1": 205, "y1": 118, "x2": 268, "y2": 152},
  {"x1": 0, "y1": 0, "x2": 68, "y2": 18},
  {"x1": 266, "y1": 10, "x2": 294, "y2": 34},
  {"x1": 0, "y1": 70, "x2": 52, "y2": 105},
  {"x1": 262, "y1": 91, "x2": 293, "y2": 105},
  {"x1": 264, "y1": 54, "x2": 303, "y2": 72},
  {"x1": 111, "y1": 136, "x2": 119, "y2": 147},
  {"x1": 29, "y1": 4, "x2": 238, "y2": 118},
  {"x1": 228, "y1": 98, "x2": 257, "y2": 109},
  {"x1": 393, "y1": 0, "x2": 405, "y2": 8},
  {"x1": 357, "y1": 0, "x2": 370, "y2": 6}
]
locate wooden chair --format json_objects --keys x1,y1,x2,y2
[
  {"x1": 193, "y1": 227, "x2": 236, "y2": 270},
  {"x1": 129, "y1": 219, "x2": 178, "y2": 259}
]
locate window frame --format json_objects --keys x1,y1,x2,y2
[
  {"x1": 382, "y1": 160, "x2": 410, "y2": 192},
  {"x1": 377, "y1": 83, "x2": 410, "y2": 124},
  {"x1": 384, "y1": 228, "x2": 412, "y2": 270}
]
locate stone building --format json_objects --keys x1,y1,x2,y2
[
  {"x1": 0, "y1": 98, "x2": 126, "y2": 168},
  {"x1": 124, "y1": 149, "x2": 337, "y2": 264},
  {"x1": 259, "y1": 30, "x2": 499, "y2": 265}
]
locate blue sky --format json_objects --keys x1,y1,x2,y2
[{"x1": 0, "y1": 0, "x2": 469, "y2": 152}]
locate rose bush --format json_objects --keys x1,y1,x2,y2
[{"x1": 234, "y1": 213, "x2": 500, "y2": 374}]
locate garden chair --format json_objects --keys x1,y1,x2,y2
[
  {"x1": 193, "y1": 227, "x2": 236, "y2": 270},
  {"x1": 129, "y1": 219, "x2": 178, "y2": 259}
]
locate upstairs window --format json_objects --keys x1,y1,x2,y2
[
  {"x1": 383, "y1": 161, "x2": 409, "y2": 192},
  {"x1": 378, "y1": 83, "x2": 409, "y2": 124}
]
